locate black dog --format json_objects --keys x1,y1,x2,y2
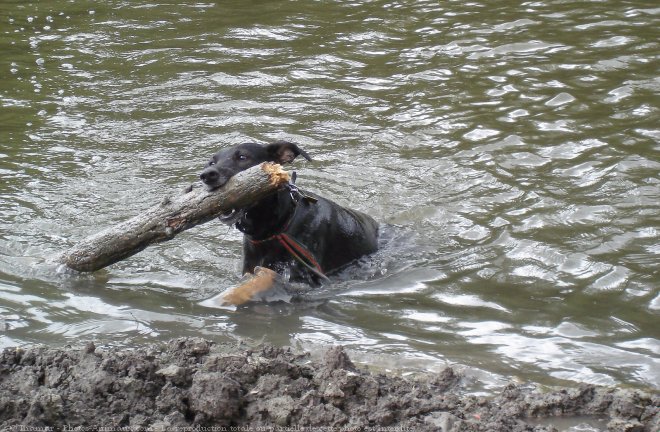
[{"x1": 200, "y1": 141, "x2": 379, "y2": 286}]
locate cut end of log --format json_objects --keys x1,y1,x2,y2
[{"x1": 261, "y1": 162, "x2": 291, "y2": 186}]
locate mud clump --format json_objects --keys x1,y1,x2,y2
[{"x1": 0, "y1": 337, "x2": 657, "y2": 431}]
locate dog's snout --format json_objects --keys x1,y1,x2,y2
[
  {"x1": 200, "y1": 167, "x2": 219, "y2": 184},
  {"x1": 199, "y1": 166, "x2": 230, "y2": 189}
]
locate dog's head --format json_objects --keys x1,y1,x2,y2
[{"x1": 199, "y1": 141, "x2": 311, "y2": 189}]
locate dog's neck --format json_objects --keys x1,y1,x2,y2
[{"x1": 236, "y1": 189, "x2": 296, "y2": 240}]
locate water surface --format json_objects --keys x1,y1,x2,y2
[{"x1": 1, "y1": 0, "x2": 658, "y2": 392}]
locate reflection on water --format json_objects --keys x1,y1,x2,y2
[{"x1": 1, "y1": 0, "x2": 658, "y2": 391}]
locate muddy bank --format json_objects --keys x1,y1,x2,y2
[{"x1": 0, "y1": 337, "x2": 657, "y2": 431}]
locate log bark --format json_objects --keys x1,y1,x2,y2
[{"x1": 59, "y1": 163, "x2": 290, "y2": 272}]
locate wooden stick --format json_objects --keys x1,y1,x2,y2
[{"x1": 59, "y1": 163, "x2": 290, "y2": 272}]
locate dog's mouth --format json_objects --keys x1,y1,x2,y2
[
  {"x1": 202, "y1": 182, "x2": 221, "y2": 191},
  {"x1": 218, "y1": 208, "x2": 244, "y2": 225}
]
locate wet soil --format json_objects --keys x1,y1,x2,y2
[{"x1": 0, "y1": 337, "x2": 657, "y2": 431}]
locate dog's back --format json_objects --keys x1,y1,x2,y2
[{"x1": 242, "y1": 190, "x2": 378, "y2": 284}]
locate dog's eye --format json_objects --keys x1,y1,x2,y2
[
  {"x1": 236, "y1": 154, "x2": 248, "y2": 161},
  {"x1": 208, "y1": 161, "x2": 215, "y2": 166}
]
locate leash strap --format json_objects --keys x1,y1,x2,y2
[
  {"x1": 250, "y1": 233, "x2": 328, "y2": 282},
  {"x1": 245, "y1": 176, "x2": 328, "y2": 281},
  {"x1": 275, "y1": 233, "x2": 329, "y2": 281}
]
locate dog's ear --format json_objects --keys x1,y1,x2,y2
[{"x1": 265, "y1": 141, "x2": 312, "y2": 164}]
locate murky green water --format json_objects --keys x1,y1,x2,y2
[{"x1": 1, "y1": 0, "x2": 658, "y2": 392}]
